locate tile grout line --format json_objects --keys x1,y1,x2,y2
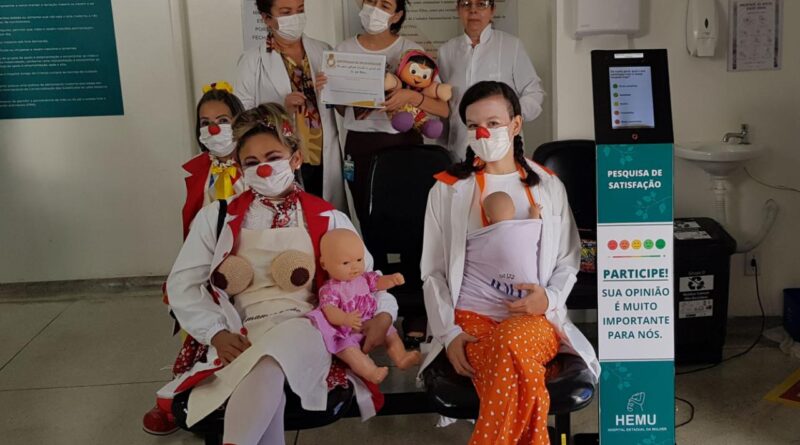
[
  {"x1": 0, "y1": 301, "x2": 75, "y2": 374},
  {"x1": 0, "y1": 379, "x2": 171, "y2": 393}
]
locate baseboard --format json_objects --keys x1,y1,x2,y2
[{"x1": 0, "y1": 275, "x2": 166, "y2": 302}]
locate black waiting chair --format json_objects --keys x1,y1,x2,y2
[
  {"x1": 362, "y1": 144, "x2": 453, "y2": 319},
  {"x1": 533, "y1": 140, "x2": 598, "y2": 310},
  {"x1": 172, "y1": 385, "x2": 354, "y2": 445},
  {"x1": 423, "y1": 352, "x2": 596, "y2": 440}
]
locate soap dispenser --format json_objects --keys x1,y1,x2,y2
[{"x1": 686, "y1": 0, "x2": 718, "y2": 57}]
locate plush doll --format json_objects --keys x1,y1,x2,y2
[
  {"x1": 211, "y1": 250, "x2": 315, "y2": 296},
  {"x1": 384, "y1": 49, "x2": 453, "y2": 139},
  {"x1": 306, "y1": 229, "x2": 421, "y2": 384}
]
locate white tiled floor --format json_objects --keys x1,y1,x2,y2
[{"x1": 1, "y1": 293, "x2": 798, "y2": 445}]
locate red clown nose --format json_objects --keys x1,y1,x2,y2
[
  {"x1": 256, "y1": 164, "x2": 273, "y2": 178},
  {"x1": 208, "y1": 124, "x2": 221, "y2": 136},
  {"x1": 475, "y1": 127, "x2": 491, "y2": 139}
]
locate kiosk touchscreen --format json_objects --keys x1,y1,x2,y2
[{"x1": 591, "y1": 50, "x2": 676, "y2": 445}]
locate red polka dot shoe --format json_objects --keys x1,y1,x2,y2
[{"x1": 142, "y1": 405, "x2": 179, "y2": 436}]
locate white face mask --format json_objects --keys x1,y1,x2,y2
[
  {"x1": 274, "y1": 13, "x2": 306, "y2": 41},
  {"x1": 359, "y1": 5, "x2": 393, "y2": 35},
  {"x1": 244, "y1": 159, "x2": 296, "y2": 197},
  {"x1": 467, "y1": 126, "x2": 513, "y2": 162},
  {"x1": 199, "y1": 124, "x2": 235, "y2": 158}
]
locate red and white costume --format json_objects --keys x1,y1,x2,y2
[
  {"x1": 158, "y1": 190, "x2": 396, "y2": 427},
  {"x1": 180, "y1": 153, "x2": 245, "y2": 239}
]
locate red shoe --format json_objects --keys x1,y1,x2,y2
[{"x1": 142, "y1": 405, "x2": 179, "y2": 436}]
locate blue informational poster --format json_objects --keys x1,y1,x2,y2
[{"x1": 0, "y1": 0, "x2": 123, "y2": 119}]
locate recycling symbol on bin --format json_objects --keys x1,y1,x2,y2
[{"x1": 688, "y1": 276, "x2": 706, "y2": 291}]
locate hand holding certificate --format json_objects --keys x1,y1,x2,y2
[{"x1": 320, "y1": 51, "x2": 386, "y2": 109}]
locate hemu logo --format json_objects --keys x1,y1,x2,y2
[{"x1": 616, "y1": 392, "x2": 657, "y2": 426}]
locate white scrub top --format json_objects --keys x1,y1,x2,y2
[{"x1": 437, "y1": 26, "x2": 545, "y2": 160}]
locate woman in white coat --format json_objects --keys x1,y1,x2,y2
[
  {"x1": 235, "y1": 0, "x2": 345, "y2": 211},
  {"x1": 437, "y1": 0, "x2": 545, "y2": 160},
  {"x1": 157, "y1": 104, "x2": 397, "y2": 445},
  {"x1": 420, "y1": 82, "x2": 599, "y2": 445}
]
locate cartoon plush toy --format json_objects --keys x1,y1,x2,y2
[
  {"x1": 211, "y1": 250, "x2": 315, "y2": 296},
  {"x1": 384, "y1": 50, "x2": 453, "y2": 139}
]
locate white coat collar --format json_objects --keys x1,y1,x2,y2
[{"x1": 462, "y1": 24, "x2": 494, "y2": 47}]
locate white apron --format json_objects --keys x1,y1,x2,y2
[{"x1": 186, "y1": 211, "x2": 331, "y2": 427}]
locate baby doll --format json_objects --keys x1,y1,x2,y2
[
  {"x1": 384, "y1": 49, "x2": 453, "y2": 139},
  {"x1": 306, "y1": 229, "x2": 422, "y2": 384},
  {"x1": 457, "y1": 192, "x2": 545, "y2": 320},
  {"x1": 483, "y1": 191, "x2": 541, "y2": 224}
]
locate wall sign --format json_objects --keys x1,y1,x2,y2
[
  {"x1": 592, "y1": 49, "x2": 676, "y2": 445},
  {"x1": 0, "y1": 0, "x2": 123, "y2": 120}
]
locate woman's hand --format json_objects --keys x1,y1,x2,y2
[
  {"x1": 314, "y1": 72, "x2": 328, "y2": 94},
  {"x1": 210, "y1": 330, "x2": 252, "y2": 365},
  {"x1": 505, "y1": 284, "x2": 549, "y2": 316},
  {"x1": 383, "y1": 89, "x2": 421, "y2": 113},
  {"x1": 285, "y1": 91, "x2": 307, "y2": 115},
  {"x1": 446, "y1": 332, "x2": 477, "y2": 378},
  {"x1": 345, "y1": 310, "x2": 363, "y2": 331},
  {"x1": 361, "y1": 312, "x2": 392, "y2": 353}
]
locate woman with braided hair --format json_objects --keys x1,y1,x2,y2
[{"x1": 419, "y1": 81, "x2": 599, "y2": 445}]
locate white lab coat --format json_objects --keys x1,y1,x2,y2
[
  {"x1": 437, "y1": 26, "x2": 545, "y2": 160},
  {"x1": 235, "y1": 35, "x2": 346, "y2": 211},
  {"x1": 419, "y1": 161, "x2": 600, "y2": 380}
]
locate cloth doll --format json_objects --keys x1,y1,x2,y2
[
  {"x1": 384, "y1": 50, "x2": 453, "y2": 139},
  {"x1": 306, "y1": 229, "x2": 421, "y2": 384}
]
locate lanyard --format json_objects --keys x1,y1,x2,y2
[{"x1": 475, "y1": 165, "x2": 537, "y2": 228}]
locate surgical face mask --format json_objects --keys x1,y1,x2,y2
[
  {"x1": 244, "y1": 159, "x2": 296, "y2": 197},
  {"x1": 359, "y1": 5, "x2": 393, "y2": 35},
  {"x1": 274, "y1": 13, "x2": 306, "y2": 41},
  {"x1": 467, "y1": 126, "x2": 512, "y2": 162},
  {"x1": 199, "y1": 124, "x2": 235, "y2": 157}
]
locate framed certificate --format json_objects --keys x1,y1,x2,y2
[{"x1": 320, "y1": 51, "x2": 386, "y2": 109}]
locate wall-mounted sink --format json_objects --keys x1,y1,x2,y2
[{"x1": 675, "y1": 141, "x2": 766, "y2": 177}]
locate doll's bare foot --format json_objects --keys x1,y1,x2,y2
[
  {"x1": 368, "y1": 366, "x2": 389, "y2": 384},
  {"x1": 394, "y1": 350, "x2": 422, "y2": 370}
]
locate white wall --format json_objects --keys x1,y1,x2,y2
[
  {"x1": 553, "y1": 0, "x2": 800, "y2": 315},
  {"x1": 0, "y1": 0, "x2": 193, "y2": 283}
]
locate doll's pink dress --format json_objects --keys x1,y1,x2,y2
[{"x1": 307, "y1": 271, "x2": 397, "y2": 354}]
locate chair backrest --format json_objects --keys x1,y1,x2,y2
[
  {"x1": 363, "y1": 145, "x2": 452, "y2": 304},
  {"x1": 532, "y1": 140, "x2": 597, "y2": 234}
]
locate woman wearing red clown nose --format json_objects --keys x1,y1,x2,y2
[
  {"x1": 157, "y1": 103, "x2": 398, "y2": 445},
  {"x1": 420, "y1": 81, "x2": 599, "y2": 445}
]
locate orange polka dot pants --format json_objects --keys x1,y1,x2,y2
[{"x1": 455, "y1": 310, "x2": 559, "y2": 445}]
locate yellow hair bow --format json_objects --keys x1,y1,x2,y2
[{"x1": 202, "y1": 81, "x2": 234, "y2": 95}]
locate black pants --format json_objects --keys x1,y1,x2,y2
[
  {"x1": 300, "y1": 163, "x2": 324, "y2": 199},
  {"x1": 343, "y1": 130, "x2": 422, "y2": 228}
]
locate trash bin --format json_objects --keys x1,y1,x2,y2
[
  {"x1": 785, "y1": 288, "x2": 800, "y2": 342},
  {"x1": 674, "y1": 217, "x2": 737, "y2": 364}
]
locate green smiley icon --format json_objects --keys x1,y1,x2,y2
[
  {"x1": 656, "y1": 239, "x2": 667, "y2": 249},
  {"x1": 644, "y1": 239, "x2": 654, "y2": 249}
]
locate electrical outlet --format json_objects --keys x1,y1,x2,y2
[{"x1": 744, "y1": 251, "x2": 759, "y2": 276}]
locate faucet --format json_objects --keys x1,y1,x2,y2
[{"x1": 722, "y1": 124, "x2": 749, "y2": 144}]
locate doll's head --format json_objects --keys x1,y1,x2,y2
[
  {"x1": 483, "y1": 191, "x2": 515, "y2": 224},
  {"x1": 319, "y1": 229, "x2": 366, "y2": 281},
  {"x1": 396, "y1": 50, "x2": 438, "y2": 90}
]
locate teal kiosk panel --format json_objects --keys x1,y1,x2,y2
[{"x1": 591, "y1": 50, "x2": 676, "y2": 445}]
